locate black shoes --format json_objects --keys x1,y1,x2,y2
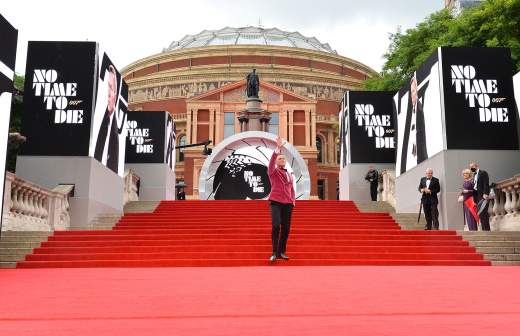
[
  {"x1": 269, "y1": 254, "x2": 289, "y2": 262},
  {"x1": 278, "y1": 253, "x2": 289, "y2": 260}
]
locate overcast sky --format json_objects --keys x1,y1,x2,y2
[{"x1": 1, "y1": 0, "x2": 444, "y2": 75}]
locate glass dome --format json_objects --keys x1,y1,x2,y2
[{"x1": 165, "y1": 26, "x2": 336, "y2": 54}]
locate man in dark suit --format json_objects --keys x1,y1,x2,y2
[
  {"x1": 365, "y1": 165, "x2": 379, "y2": 201},
  {"x1": 94, "y1": 65, "x2": 119, "y2": 173},
  {"x1": 418, "y1": 168, "x2": 441, "y2": 230},
  {"x1": 470, "y1": 162, "x2": 491, "y2": 231},
  {"x1": 400, "y1": 75, "x2": 428, "y2": 174}
]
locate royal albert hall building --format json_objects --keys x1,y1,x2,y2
[{"x1": 122, "y1": 26, "x2": 377, "y2": 199}]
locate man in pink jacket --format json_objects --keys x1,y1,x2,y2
[{"x1": 268, "y1": 136, "x2": 296, "y2": 262}]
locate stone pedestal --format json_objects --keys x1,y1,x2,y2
[
  {"x1": 238, "y1": 98, "x2": 272, "y2": 132},
  {"x1": 339, "y1": 163, "x2": 395, "y2": 201},
  {"x1": 15, "y1": 156, "x2": 124, "y2": 229},
  {"x1": 125, "y1": 163, "x2": 176, "y2": 201},
  {"x1": 395, "y1": 149, "x2": 520, "y2": 230}
]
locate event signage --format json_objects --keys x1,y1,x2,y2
[
  {"x1": 198, "y1": 132, "x2": 311, "y2": 200},
  {"x1": 125, "y1": 111, "x2": 176, "y2": 169},
  {"x1": 395, "y1": 47, "x2": 519, "y2": 176},
  {"x1": 340, "y1": 91, "x2": 396, "y2": 164},
  {"x1": 441, "y1": 47, "x2": 518, "y2": 150},
  {"x1": 514, "y1": 72, "x2": 520, "y2": 120},
  {"x1": 0, "y1": 14, "x2": 17, "y2": 229},
  {"x1": 21, "y1": 42, "x2": 128, "y2": 176}
]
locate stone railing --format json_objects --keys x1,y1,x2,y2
[
  {"x1": 380, "y1": 170, "x2": 396, "y2": 208},
  {"x1": 489, "y1": 173, "x2": 520, "y2": 231},
  {"x1": 2, "y1": 172, "x2": 73, "y2": 232},
  {"x1": 123, "y1": 169, "x2": 140, "y2": 205}
]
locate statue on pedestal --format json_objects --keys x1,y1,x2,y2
[{"x1": 246, "y1": 68, "x2": 259, "y2": 98}]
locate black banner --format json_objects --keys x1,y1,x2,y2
[
  {"x1": 347, "y1": 91, "x2": 396, "y2": 163},
  {"x1": 212, "y1": 147, "x2": 272, "y2": 200},
  {"x1": 441, "y1": 47, "x2": 519, "y2": 150},
  {"x1": 0, "y1": 14, "x2": 18, "y2": 230},
  {"x1": 125, "y1": 111, "x2": 166, "y2": 164},
  {"x1": 20, "y1": 41, "x2": 97, "y2": 156}
]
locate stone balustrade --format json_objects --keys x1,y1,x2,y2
[
  {"x1": 381, "y1": 170, "x2": 396, "y2": 208},
  {"x1": 489, "y1": 173, "x2": 520, "y2": 231},
  {"x1": 2, "y1": 172, "x2": 73, "y2": 232},
  {"x1": 123, "y1": 169, "x2": 140, "y2": 205}
]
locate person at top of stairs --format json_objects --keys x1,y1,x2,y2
[{"x1": 268, "y1": 136, "x2": 296, "y2": 263}]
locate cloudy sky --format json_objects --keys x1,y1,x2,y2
[{"x1": 1, "y1": 0, "x2": 444, "y2": 74}]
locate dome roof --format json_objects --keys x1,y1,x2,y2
[{"x1": 164, "y1": 26, "x2": 337, "y2": 54}]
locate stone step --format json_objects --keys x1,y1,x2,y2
[
  {"x1": 1, "y1": 231, "x2": 51, "y2": 237},
  {"x1": 124, "y1": 201, "x2": 160, "y2": 213},
  {"x1": 0, "y1": 236, "x2": 51, "y2": 242},
  {"x1": 476, "y1": 247, "x2": 520, "y2": 254},
  {"x1": 0, "y1": 262, "x2": 17, "y2": 269},
  {"x1": 484, "y1": 254, "x2": 520, "y2": 261},
  {"x1": 0, "y1": 255, "x2": 27, "y2": 262},
  {"x1": 463, "y1": 236, "x2": 520, "y2": 242},
  {"x1": 0, "y1": 242, "x2": 43, "y2": 248},
  {"x1": 470, "y1": 241, "x2": 520, "y2": 247},
  {"x1": 462, "y1": 231, "x2": 520, "y2": 236},
  {"x1": 0, "y1": 248, "x2": 34, "y2": 255},
  {"x1": 492, "y1": 260, "x2": 520, "y2": 266}
]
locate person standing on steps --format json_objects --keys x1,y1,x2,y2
[
  {"x1": 365, "y1": 165, "x2": 379, "y2": 201},
  {"x1": 418, "y1": 168, "x2": 441, "y2": 230},
  {"x1": 268, "y1": 136, "x2": 296, "y2": 262},
  {"x1": 469, "y1": 162, "x2": 491, "y2": 231}
]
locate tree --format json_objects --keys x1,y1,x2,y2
[{"x1": 365, "y1": 0, "x2": 520, "y2": 91}]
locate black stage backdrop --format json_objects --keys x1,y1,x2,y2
[
  {"x1": 212, "y1": 147, "x2": 272, "y2": 200},
  {"x1": 348, "y1": 91, "x2": 395, "y2": 163},
  {"x1": 21, "y1": 41, "x2": 97, "y2": 156},
  {"x1": 125, "y1": 111, "x2": 166, "y2": 164},
  {"x1": 0, "y1": 14, "x2": 18, "y2": 230},
  {"x1": 394, "y1": 50, "x2": 444, "y2": 176},
  {"x1": 442, "y1": 47, "x2": 519, "y2": 150}
]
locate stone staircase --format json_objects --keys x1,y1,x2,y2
[
  {"x1": 461, "y1": 231, "x2": 520, "y2": 266},
  {"x1": 354, "y1": 201, "x2": 426, "y2": 230},
  {"x1": 0, "y1": 231, "x2": 51, "y2": 268},
  {"x1": 0, "y1": 201, "x2": 160, "y2": 267},
  {"x1": 124, "y1": 201, "x2": 160, "y2": 213}
]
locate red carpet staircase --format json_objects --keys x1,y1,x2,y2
[{"x1": 17, "y1": 200, "x2": 490, "y2": 267}]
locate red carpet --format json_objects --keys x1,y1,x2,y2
[
  {"x1": 0, "y1": 267, "x2": 519, "y2": 335},
  {"x1": 17, "y1": 200, "x2": 490, "y2": 267}
]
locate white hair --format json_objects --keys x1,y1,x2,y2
[{"x1": 425, "y1": 168, "x2": 433, "y2": 173}]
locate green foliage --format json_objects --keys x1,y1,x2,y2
[{"x1": 365, "y1": 0, "x2": 520, "y2": 91}]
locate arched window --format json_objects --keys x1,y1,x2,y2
[
  {"x1": 316, "y1": 136, "x2": 323, "y2": 163},
  {"x1": 178, "y1": 135, "x2": 186, "y2": 162}
]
